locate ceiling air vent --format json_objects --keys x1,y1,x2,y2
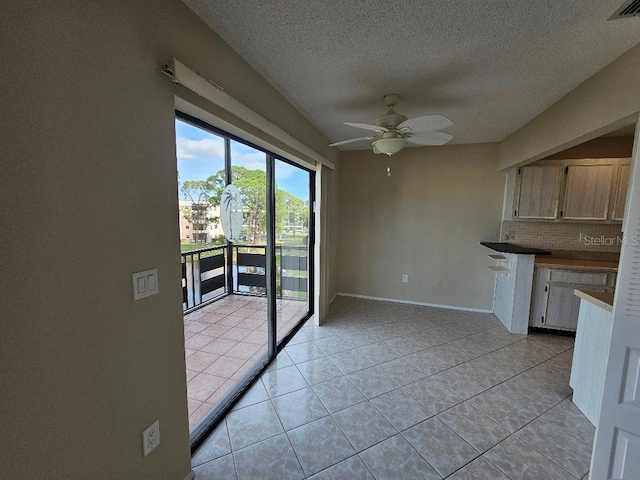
[{"x1": 609, "y1": 0, "x2": 640, "y2": 20}]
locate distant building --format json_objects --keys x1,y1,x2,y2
[{"x1": 178, "y1": 200, "x2": 224, "y2": 243}]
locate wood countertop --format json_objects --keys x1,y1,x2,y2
[
  {"x1": 534, "y1": 257, "x2": 619, "y2": 272},
  {"x1": 574, "y1": 289, "x2": 614, "y2": 313}
]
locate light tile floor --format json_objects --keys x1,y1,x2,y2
[
  {"x1": 191, "y1": 296, "x2": 594, "y2": 479},
  {"x1": 185, "y1": 295, "x2": 309, "y2": 427}
]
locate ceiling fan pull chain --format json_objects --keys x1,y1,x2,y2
[{"x1": 387, "y1": 166, "x2": 391, "y2": 177}]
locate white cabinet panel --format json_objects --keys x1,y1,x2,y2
[
  {"x1": 562, "y1": 164, "x2": 613, "y2": 220},
  {"x1": 570, "y1": 299, "x2": 613, "y2": 425},
  {"x1": 516, "y1": 165, "x2": 562, "y2": 219},
  {"x1": 544, "y1": 283, "x2": 584, "y2": 330},
  {"x1": 613, "y1": 163, "x2": 631, "y2": 221},
  {"x1": 529, "y1": 267, "x2": 549, "y2": 328}
]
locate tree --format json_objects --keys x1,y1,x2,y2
[
  {"x1": 277, "y1": 190, "x2": 308, "y2": 238},
  {"x1": 207, "y1": 166, "x2": 309, "y2": 243},
  {"x1": 208, "y1": 167, "x2": 268, "y2": 242},
  {"x1": 181, "y1": 180, "x2": 217, "y2": 244}
]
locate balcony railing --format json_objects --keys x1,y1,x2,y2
[
  {"x1": 181, "y1": 245, "x2": 227, "y2": 311},
  {"x1": 181, "y1": 244, "x2": 308, "y2": 313}
]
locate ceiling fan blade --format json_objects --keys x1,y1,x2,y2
[
  {"x1": 344, "y1": 122, "x2": 388, "y2": 132},
  {"x1": 406, "y1": 131, "x2": 453, "y2": 146},
  {"x1": 329, "y1": 136, "x2": 375, "y2": 147},
  {"x1": 398, "y1": 115, "x2": 453, "y2": 133}
]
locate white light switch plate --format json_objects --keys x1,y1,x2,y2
[{"x1": 132, "y1": 269, "x2": 159, "y2": 300}]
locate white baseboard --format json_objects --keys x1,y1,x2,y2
[
  {"x1": 336, "y1": 293, "x2": 493, "y2": 314},
  {"x1": 184, "y1": 470, "x2": 195, "y2": 480}
]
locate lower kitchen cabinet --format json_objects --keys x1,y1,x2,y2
[
  {"x1": 544, "y1": 284, "x2": 584, "y2": 330},
  {"x1": 529, "y1": 267, "x2": 615, "y2": 331}
]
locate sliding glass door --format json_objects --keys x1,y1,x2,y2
[
  {"x1": 275, "y1": 158, "x2": 313, "y2": 342},
  {"x1": 176, "y1": 112, "x2": 315, "y2": 449},
  {"x1": 225, "y1": 139, "x2": 269, "y2": 368}
]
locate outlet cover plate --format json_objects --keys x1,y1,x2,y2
[{"x1": 142, "y1": 420, "x2": 160, "y2": 456}]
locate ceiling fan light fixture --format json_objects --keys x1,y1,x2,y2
[
  {"x1": 331, "y1": 94, "x2": 454, "y2": 156},
  {"x1": 372, "y1": 137, "x2": 406, "y2": 156}
]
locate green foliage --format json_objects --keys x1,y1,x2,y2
[
  {"x1": 276, "y1": 190, "x2": 308, "y2": 237},
  {"x1": 181, "y1": 180, "x2": 213, "y2": 203},
  {"x1": 212, "y1": 234, "x2": 227, "y2": 245},
  {"x1": 184, "y1": 166, "x2": 308, "y2": 242}
]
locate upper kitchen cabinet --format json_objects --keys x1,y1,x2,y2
[
  {"x1": 512, "y1": 158, "x2": 631, "y2": 223},
  {"x1": 612, "y1": 162, "x2": 631, "y2": 221},
  {"x1": 562, "y1": 163, "x2": 614, "y2": 220},
  {"x1": 515, "y1": 165, "x2": 563, "y2": 219}
]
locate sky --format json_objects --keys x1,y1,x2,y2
[{"x1": 175, "y1": 119, "x2": 310, "y2": 201}]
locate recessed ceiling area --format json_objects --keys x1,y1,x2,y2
[{"x1": 183, "y1": 0, "x2": 640, "y2": 149}]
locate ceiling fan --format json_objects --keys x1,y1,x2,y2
[{"x1": 329, "y1": 94, "x2": 454, "y2": 156}]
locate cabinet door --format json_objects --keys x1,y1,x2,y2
[
  {"x1": 562, "y1": 164, "x2": 613, "y2": 220},
  {"x1": 544, "y1": 283, "x2": 584, "y2": 331},
  {"x1": 516, "y1": 165, "x2": 562, "y2": 219},
  {"x1": 529, "y1": 267, "x2": 549, "y2": 328},
  {"x1": 612, "y1": 163, "x2": 631, "y2": 221}
]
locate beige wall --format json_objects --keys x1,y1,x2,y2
[
  {"x1": 498, "y1": 43, "x2": 640, "y2": 170},
  {"x1": 0, "y1": 1, "x2": 338, "y2": 478},
  {"x1": 337, "y1": 145, "x2": 503, "y2": 310}
]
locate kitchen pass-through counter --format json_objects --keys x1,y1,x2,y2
[
  {"x1": 481, "y1": 243, "x2": 544, "y2": 334},
  {"x1": 482, "y1": 242, "x2": 618, "y2": 334}
]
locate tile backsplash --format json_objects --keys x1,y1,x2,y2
[{"x1": 501, "y1": 221, "x2": 623, "y2": 253}]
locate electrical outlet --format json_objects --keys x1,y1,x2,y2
[
  {"x1": 142, "y1": 420, "x2": 160, "y2": 457},
  {"x1": 436, "y1": 278, "x2": 443, "y2": 287},
  {"x1": 402, "y1": 274, "x2": 409, "y2": 283}
]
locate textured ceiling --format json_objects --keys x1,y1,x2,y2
[{"x1": 183, "y1": 0, "x2": 640, "y2": 149}]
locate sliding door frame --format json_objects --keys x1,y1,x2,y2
[
  {"x1": 176, "y1": 111, "x2": 315, "y2": 452},
  {"x1": 265, "y1": 154, "x2": 277, "y2": 357}
]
